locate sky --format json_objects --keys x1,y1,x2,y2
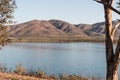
[{"x1": 14, "y1": 0, "x2": 120, "y2": 24}]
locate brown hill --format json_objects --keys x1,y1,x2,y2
[
  {"x1": 90, "y1": 21, "x2": 120, "y2": 37},
  {"x1": 8, "y1": 20, "x2": 66, "y2": 37},
  {"x1": 75, "y1": 24, "x2": 92, "y2": 31},
  {"x1": 7, "y1": 19, "x2": 120, "y2": 41},
  {"x1": 7, "y1": 20, "x2": 89, "y2": 38},
  {"x1": 75, "y1": 21, "x2": 120, "y2": 37},
  {"x1": 75, "y1": 23, "x2": 105, "y2": 37},
  {"x1": 49, "y1": 20, "x2": 88, "y2": 37}
]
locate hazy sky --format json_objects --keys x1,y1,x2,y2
[{"x1": 14, "y1": 0, "x2": 120, "y2": 24}]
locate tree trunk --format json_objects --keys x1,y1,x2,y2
[
  {"x1": 104, "y1": 4, "x2": 119, "y2": 80},
  {"x1": 106, "y1": 63, "x2": 119, "y2": 80},
  {"x1": 94, "y1": 0, "x2": 120, "y2": 80}
]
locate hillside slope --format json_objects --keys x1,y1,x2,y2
[
  {"x1": 8, "y1": 20, "x2": 66, "y2": 37},
  {"x1": 7, "y1": 20, "x2": 120, "y2": 42}
]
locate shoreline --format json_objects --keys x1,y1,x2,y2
[
  {"x1": 0, "y1": 72, "x2": 104, "y2": 80},
  {"x1": 8, "y1": 37, "x2": 119, "y2": 43},
  {"x1": 8, "y1": 37, "x2": 107, "y2": 43}
]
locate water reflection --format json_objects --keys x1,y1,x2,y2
[{"x1": 8, "y1": 43, "x2": 74, "y2": 51}]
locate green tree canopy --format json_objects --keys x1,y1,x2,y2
[{"x1": 0, "y1": 0, "x2": 16, "y2": 47}]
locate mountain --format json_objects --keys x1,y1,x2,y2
[
  {"x1": 8, "y1": 20, "x2": 66, "y2": 37},
  {"x1": 76, "y1": 21, "x2": 120, "y2": 37},
  {"x1": 91, "y1": 21, "x2": 120, "y2": 37},
  {"x1": 7, "y1": 19, "x2": 120, "y2": 42},
  {"x1": 49, "y1": 20, "x2": 88, "y2": 37},
  {"x1": 75, "y1": 24, "x2": 92, "y2": 31},
  {"x1": 7, "y1": 19, "x2": 89, "y2": 38}
]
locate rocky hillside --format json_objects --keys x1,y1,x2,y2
[{"x1": 7, "y1": 20, "x2": 120, "y2": 39}]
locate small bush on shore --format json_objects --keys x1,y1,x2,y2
[
  {"x1": 0, "y1": 64, "x2": 104, "y2": 80},
  {"x1": 0, "y1": 64, "x2": 7, "y2": 72},
  {"x1": 14, "y1": 64, "x2": 26, "y2": 75}
]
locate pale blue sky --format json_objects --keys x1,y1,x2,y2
[{"x1": 14, "y1": 0, "x2": 120, "y2": 24}]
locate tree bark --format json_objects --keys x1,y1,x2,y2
[
  {"x1": 95, "y1": 0, "x2": 120, "y2": 80},
  {"x1": 104, "y1": 4, "x2": 119, "y2": 80}
]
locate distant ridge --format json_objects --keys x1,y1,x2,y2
[
  {"x1": 49, "y1": 20, "x2": 88, "y2": 37},
  {"x1": 7, "y1": 19, "x2": 120, "y2": 42},
  {"x1": 7, "y1": 19, "x2": 89, "y2": 38}
]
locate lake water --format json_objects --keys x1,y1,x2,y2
[{"x1": 0, "y1": 42, "x2": 112, "y2": 78}]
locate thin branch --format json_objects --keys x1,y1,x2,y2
[
  {"x1": 94, "y1": 0, "x2": 102, "y2": 3},
  {"x1": 111, "y1": 22, "x2": 120, "y2": 36},
  {"x1": 114, "y1": 36, "x2": 120, "y2": 63},
  {"x1": 107, "y1": 4, "x2": 120, "y2": 15},
  {"x1": 110, "y1": 0, "x2": 114, "y2": 5},
  {"x1": 113, "y1": 36, "x2": 120, "y2": 78},
  {"x1": 94, "y1": 0, "x2": 120, "y2": 15}
]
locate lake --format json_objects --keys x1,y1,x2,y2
[{"x1": 0, "y1": 42, "x2": 112, "y2": 78}]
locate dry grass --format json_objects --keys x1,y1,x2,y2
[
  {"x1": 8, "y1": 36, "x2": 106, "y2": 43},
  {"x1": 0, "y1": 72, "x2": 53, "y2": 80}
]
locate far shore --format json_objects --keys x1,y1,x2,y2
[
  {"x1": 7, "y1": 36, "x2": 119, "y2": 43},
  {"x1": 8, "y1": 36, "x2": 120, "y2": 43}
]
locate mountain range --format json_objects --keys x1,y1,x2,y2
[{"x1": 7, "y1": 19, "x2": 120, "y2": 41}]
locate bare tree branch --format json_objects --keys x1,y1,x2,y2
[
  {"x1": 95, "y1": 0, "x2": 120, "y2": 79},
  {"x1": 111, "y1": 22, "x2": 120, "y2": 36},
  {"x1": 113, "y1": 36, "x2": 120, "y2": 80},
  {"x1": 107, "y1": 4, "x2": 120, "y2": 15},
  {"x1": 94, "y1": 0, "x2": 120, "y2": 15},
  {"x1": 94, "y1": 0, "x2": 102, "y2": 3},
  {"x1": 114, "y1": 36, "x2": 120, "y2": 63},
  {"x1": 110, "y1": 0, "x2": 114, "y2": 5}
]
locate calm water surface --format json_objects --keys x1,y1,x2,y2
[{"x1": 0, "y1": 43, "x2": 108, "y2": 77}]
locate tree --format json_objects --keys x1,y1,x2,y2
[
  {"x1": 0, "y1": 0, "x2": 16, "y2": 48},
  {"x1": 95, "y1": 0, "x2": 120, "y2": 80}
]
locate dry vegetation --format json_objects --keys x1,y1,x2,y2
[
  {"x1": 0, "y1": 72, "x2": 51, "y2": 80},
  {"x1": 9, "y1": 35, "x2": 120, "y2": 43},
  {"x1": 8, "y1": 36, "x2": 106, "y2": 43},
  {"x1": 0, "y1": 72, "x2": 104, "y2": 80},
  {"x1": 0, "y1": 64, "x2": 104, "y2": 80}
]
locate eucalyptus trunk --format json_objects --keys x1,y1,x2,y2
[{"x1": 104, "y1": 4, "x2": 120, "y2": 80}]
